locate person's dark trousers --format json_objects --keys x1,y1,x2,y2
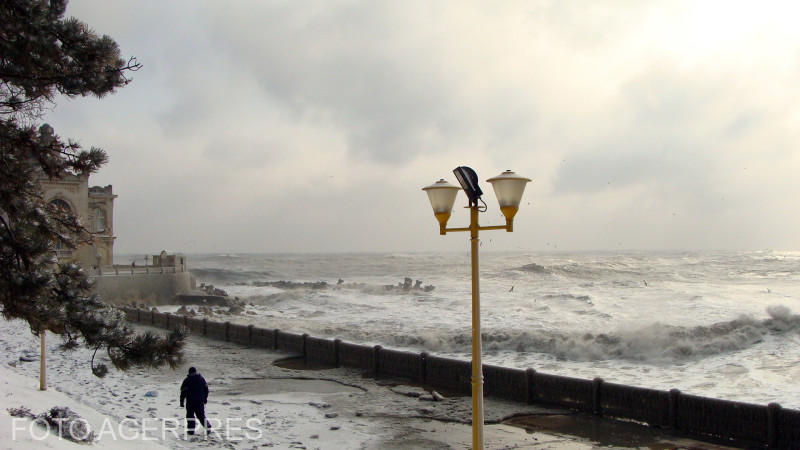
[{"x1": 186, "y1": 402, "x2": 211, "y2": 434}]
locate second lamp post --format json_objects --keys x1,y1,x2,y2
[{"x1": 422, "y1": 167, "x2": 531, "y2": 450}]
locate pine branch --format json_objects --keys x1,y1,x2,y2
[
  {"x1": 0, "y1": 58, "x2": 142, "y2": 85},
  {"x1": 0, "y1": 0, "x2": 184, "y2": 377}
]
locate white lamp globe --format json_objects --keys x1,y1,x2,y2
[
  {"x1": 422, "y1": 179, "x2": 460, "y2": 214},
  {"x1": 422, "y1": 179, "x2": 460, "y2": 234},
  {"x1": 486, "y1": 170, "x2": 531, "y2": 208},
  {"x1": 486, "y1": 170, "x2": 531, "y2": 231}
]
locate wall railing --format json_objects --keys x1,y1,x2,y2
[
  {"x1": 120, "y1": 307, "x2": 800, "y2": 448},
  {"x1": 87, "y1": 265, "x2": 183, "y2": 277}
]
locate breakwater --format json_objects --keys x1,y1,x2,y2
[
  {"x1": 91, "y1": 266, "x2": 193, "y2": 305},
  {"x1": 122, "y1": 306, "x2": 800, "y2": 448}
]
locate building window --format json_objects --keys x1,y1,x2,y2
[
  {"x1": 93, "y1": 208, "x2": 106, "y2": 233},
  {"x1": 50, "y1": 198, "x2": 71, "y2": 213}
]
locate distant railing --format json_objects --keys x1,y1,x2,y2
[
  {"x1": 121, "y1": 307, "x2": 800, "y2": 448},
  {"x1": 89, "y1": 265, "x2": 184, "y2": 277}
]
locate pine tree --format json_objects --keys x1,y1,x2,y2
[{"x1": 1, "y1": 0, "x2": 184, "y2": 377}]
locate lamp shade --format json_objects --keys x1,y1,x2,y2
[
  {"x1": 422, "y1": 179, "x2": 460, "y2": 213},
  {"x1": 486, "y1": 170, "x2": 531, "y2": 208}
]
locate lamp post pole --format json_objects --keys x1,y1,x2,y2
[
  {"x1": 469, "y1": 204, "x2": 484, "y2": 448},
  {"x1": 39, "y1": 330, "x2": 46, "y2": 390},
  {"x1": 423, "y1": 168, "x2": 531, "y2": 450}
]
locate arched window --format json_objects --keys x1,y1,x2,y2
[
  {"x1": 49, "y1": 198, "x2": 71, "y2": 213},
  {"x1": 93, "y1": 207, "x2": 106, "y2": 233}
]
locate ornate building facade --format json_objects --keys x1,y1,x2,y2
[{"x1": 39, "y1": 174, "x2": 117, "y2": 267}]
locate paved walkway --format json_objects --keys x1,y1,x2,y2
[{"x1": 2, "y1": 318, "x2": 740, "y2": 449}]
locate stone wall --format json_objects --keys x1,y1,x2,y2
[
  {"x1": 92, "y1": 271, "x2": 192, "y2": 305},
  {"x1": 122, "y1": 307, "x2": 800, "y2": 449}
]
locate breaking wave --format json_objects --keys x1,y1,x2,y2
[
  {"x1": 518, "y1": 263, "x2": 550, "y2": 274},
  {"x1": 224, "y1": 279, "x2": 436, "y2": 297},
  {"x1": 518, "y1": 261, "x2": 591, "y2": 277},
  {"x1": 190, "y1": 268, "x2": 273, "y2": 284},
  {"x1": 388, "y1": 306, "x2": 800, "y2": 364},
  {"x1": 515, "y1": 261, "x2": 643, "y2": 280},
  {"x1": 540, "y1": 293, "x2": 593, "y2": 304},
  {"x1": 245, "y1": 290, "x2": 310, "y2": 305}
]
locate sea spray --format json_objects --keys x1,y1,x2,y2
[
  {"x1": 157, "y1": 250, "x2": 800, "y2": 406},
  {"x1": 373, "y1": 309, "x2": 786, "y2": 363}
]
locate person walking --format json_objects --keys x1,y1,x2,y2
[{"x1": 179, "y1": 367, "x2": 211, "y2": 435}]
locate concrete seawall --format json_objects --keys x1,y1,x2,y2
[
  {"x1": 123, "y1": 307, "x2": 800, "y2": 448},
  {"x1": 92, "y1": 270, "x2": 192, "y2": 304}
]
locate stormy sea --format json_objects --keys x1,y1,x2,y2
[{"x1": 148, "y1": 251, "x2": 800, "y2": 409}]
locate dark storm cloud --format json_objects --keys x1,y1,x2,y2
[
  {"x1": 554, "y1": 67, "x2": 736, "y2": 197},
  {"x1": 554, "y1": 140, "x2": 701, "y2": 194},
  {"x1": 45, "y1": 0, "x2": 800, "y2": 252},
  {"x1": 201, "y1": 2, "x2": 472, "y2": 163},
  {"x1": 201, "y1": 136, "x2": 278, "y2": 168}
]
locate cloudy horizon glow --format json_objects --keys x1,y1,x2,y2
[{"x1": 44, "y1": 0, "x2": 800, "y2": 255}]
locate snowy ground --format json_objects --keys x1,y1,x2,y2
[
  {"x1": 1, "y1": 318, "x2": 592, "y2": 449},
  {"x1": 2, "y1": 317, "x2": 740, "y2": 449},
  {"x1": 0, "y1": 363, "x2": 169, "y2": 450}
]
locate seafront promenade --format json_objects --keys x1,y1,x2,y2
[
  {"x1": 122, "y1": 307, "x2": 800, "y2": 448},
  {"x1": 1, "y1": 317, "x2": 737, "y2": 449},
  {"x1": 85, "y1": 263, "x2": 193, "y2": 305}
]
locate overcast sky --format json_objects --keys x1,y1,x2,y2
[{"x1": 45, "y1": 0, "x2": 800, "y2": 255}]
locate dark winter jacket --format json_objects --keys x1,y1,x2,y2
[{"x1": 180, "y1": 373, "x2": 209, "y2": 406}]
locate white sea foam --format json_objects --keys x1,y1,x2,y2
[{"x1": 173, "y1": 251, "x2": 800, "y2": 408}]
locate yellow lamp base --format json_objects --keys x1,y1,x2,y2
[
  {"x1": 434, "y1": 212, "x2": 451, "y2": 235},
  {"x1": 499, "y1": 206, "x2": 518, "y2": 232}
]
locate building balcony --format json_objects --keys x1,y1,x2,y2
[{"x1": 54, "y1": 249, "x2": 73, "y2": 259}]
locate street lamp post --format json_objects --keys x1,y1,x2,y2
[
  {"x1": 39, "y1": 330, "x2": 46, "y2": 390},
  {"x1": 422, "y1": 168, "x2": 531, "y2": 450}
]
